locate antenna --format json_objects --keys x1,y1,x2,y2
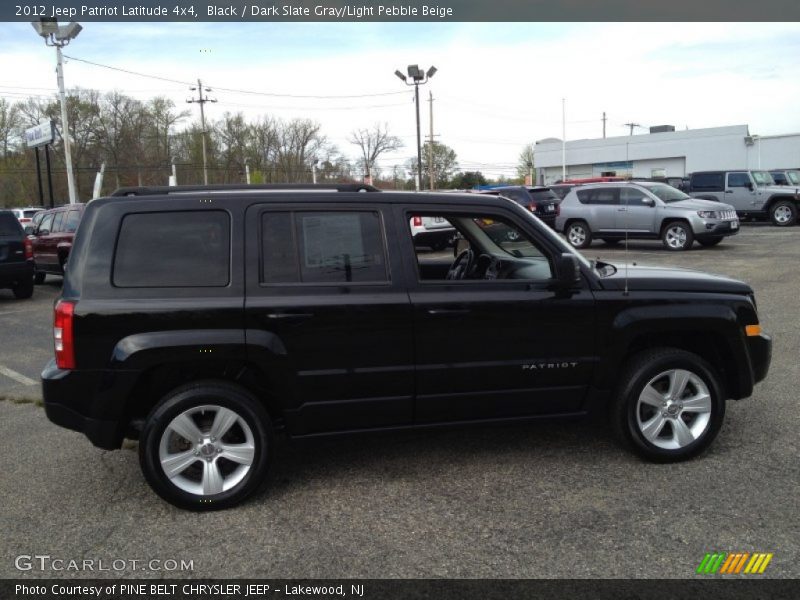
[{"x1": 622, "y1": 185, "x2": 629, "y2": 296}]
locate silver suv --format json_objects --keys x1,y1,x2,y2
[{"x1": 556, "y1": 182, "x2": 739, "y2": 251}]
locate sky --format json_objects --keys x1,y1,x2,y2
[{"x1": 2, "y1": 21, "x2": 800, "y2": 179}]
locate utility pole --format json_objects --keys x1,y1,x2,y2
[
  {"x1": 602, "y1": 112, "x2": 607, "y2": 138},
  {"x1": 187, "y1": 79, "x2": 216, "y2": 185},
  {"x1": 624, "y1": 122, "x2": 640, "y2": 136},
  {"x1": 561, "y1": 98, "x2": 566, "y2": 182},
  {"x1": 427, "y1": 91, "x2": 435, "y2": 190}
]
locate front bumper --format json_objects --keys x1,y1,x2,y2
[
  {"x1": 694, "y1": 219, "x2": 740, "y2": 239},
  {"x1": 747, "y1": 332, "x2": 772, "y2": 385}
]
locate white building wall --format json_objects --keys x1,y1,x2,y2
[{"x1": 534, "y1": 125, "x2": 800, "y2": 183}]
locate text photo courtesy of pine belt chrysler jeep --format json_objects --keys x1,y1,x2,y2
[
  {"x1": 557, "y1": 181, "x2": 740, "y2": 251},
  {"x1": 41, "y1": 184, "x2": 771, "y2": 510}
]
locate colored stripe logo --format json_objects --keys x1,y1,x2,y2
[{"x1": 697, "y1": 552, "x2": 773, "y2": 574}]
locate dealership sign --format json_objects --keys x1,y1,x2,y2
[{"x1": 25, "y1": 121, "x2": 55, "y2": 148}]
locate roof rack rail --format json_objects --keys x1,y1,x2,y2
[{"x1": 110, "y1": 183, "x2": 381, "y2": 197}]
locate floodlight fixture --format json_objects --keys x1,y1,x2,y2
[
  {"x1": 407, "y1": 64, "x2": 423, "y2": 81},
  {"x1": 31, "y1": 18, "x2": 58, "y2": 38},
  {"x1": 426, "y1": 66, "x2": 437, "y2": 78},
  {"x1": 394, "y1": 70, "x2": 407, "y2": 82},
  {"x1": 55, "y1": 22, "x2": 82, "y2": 42}
]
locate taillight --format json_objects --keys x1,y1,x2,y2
[
  {"x1": 528, "y1": 202, "x2": 538, "y2": 212},
  {"x1": 412, "y1": 216, "x2": 423, "y2": 227},
  {"x1": 24, "y1": 238, "x2": 33, "y2": 259},
  {"x1": 54, "y1": 300, "x2": 76, "y2": 369},
  {"x1": 20, "y1": 218, "x2": 31, "y2": 224}
]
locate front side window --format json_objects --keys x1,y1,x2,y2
[
  {"x1": 620, "y1": 187, "x2": 652, "y2": 206},
  {"x1": 261, "y1": 211, "x2": 388, "y2": 284},
  {"x1": 38, "y1": 212, "x2": 54, "y2": 234},
  {"x1": 727, "y1": 172, "x2": 751, "y2": 188},
  {"x1": 646, "y1": 184, "x2": 691, "y2": 203},
  {"x1": 410, "y1": 212, "x2": 554, "y2": 282},
  {"x1": 113, "y1": 211, "x2": 230, "y2": 288}
]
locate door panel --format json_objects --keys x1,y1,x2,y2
[
  {"x1": 726, "y1": 172, "x2": 758, "y2": 211},
  {"x1": 243, "y1": 203, "x2": 414, "y2": 436},
  {"x1": 616, "y1": 188, "x2": 657, "y2": 232}
]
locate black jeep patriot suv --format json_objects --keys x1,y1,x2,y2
[{"x1": 43, "y1": 184, "x2": 772, "y2": 510}]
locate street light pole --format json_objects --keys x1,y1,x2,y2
[
  {"x1": 395, "y1": 65, "x2": 437, "y2": 192},
  {"x1": 32, "y1": 18, "x2": 82, "y2": 204}
]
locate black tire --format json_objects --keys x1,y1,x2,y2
[
  {"x1": 12, "y1": 278, "x2": 34, "y2": 299},
  {"x1": 698, "y1": 237, "x2": 724, "y2": 247},
  {"x1": 33, "y1": 268, "x2": 45, "y2": 284},
  {"x1": 566, "y1": 220, "x2": 592, "y2": 249},
  {"x1": 769, "y1": 200, "x2": 797, "y2": 227},
  {"x1": 431, "y1": 241, "x2": 447, "y2": 252},
  {"x1": 601, "y1": 238, "x2": 620, "y2": 245},
  {"x1": 610, "y1": 348, "x2": 725, "y2": 462},
  {"x1": 139, "y1": 380, "x2": 273, "y2": 511},
  {"x1": 661, "y1": 221, "x2": 694, "y2": 251}
]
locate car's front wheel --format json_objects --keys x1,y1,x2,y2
[
  {"x1": 662, "y1": 221, "x2": 694, "y2": 251},
  {"x1": 139, "y1": 381, "x2": 273, "y2": 510},
  {"x1": 566, "y1": 221, "x2": 592, "y2": 249},
  {"x1": 611, "y1": 348, "x2": 725, "y2": 462}
]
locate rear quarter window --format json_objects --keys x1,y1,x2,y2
[{"x1": 113, "y1": 210, "x2": 230, "y2": 288}]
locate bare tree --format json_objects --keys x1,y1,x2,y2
[{"x1": 348, "y1": 123, "x2": 403, "y2": 181}]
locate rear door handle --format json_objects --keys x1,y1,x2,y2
[
  {"x1": 266, "y1": 312, "x2": 313, "y2": 321},
  {"x1": 427, "y1": 308, "x2": 471, "y2": 316}
]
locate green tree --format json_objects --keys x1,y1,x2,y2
[
  {"x1": 516, "y1": 142, "x2": 535, "y2": 182},
  {"x1": 449, "y1": 171, "x2": 487, "y2": 189},
  {"x1": 406, "y1": 141, "x2": 458, "y2": 189}
]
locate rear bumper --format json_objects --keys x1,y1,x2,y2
[
  {"x1": 41, "y1": 359, "x2": 136, "y2": 450},
  {"x1": 0, "y1": 260, "x2": 33, "y2": 286}
]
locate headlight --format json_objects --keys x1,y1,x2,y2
[{"x1": 697, "y1": 210, "x2": 718, "y2": 218}]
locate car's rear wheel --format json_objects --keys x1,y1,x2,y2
[
  {"x1": 698, "y1": 237, "x2": 724, "y2": 247},
  {"x1": 611, "y1": 348, "x2": 725, "y2": 462},
  {"x1": 566, "y1": 221, "x2": 592, "y2": 249},
  {"x1": 12, "y1": 277, "x2": 34, "y2": 299},
  {"x1": 662, "y1": 221, "x2": 694, "y2": 251},
  {"x1": 139, "y1": 381, "x2": 272, "y2": 511},
  {"x1": 769, "y1": 200, "x2": 797, "y2": 227}
]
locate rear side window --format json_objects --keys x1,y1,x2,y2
[
  {"x1": 691, "y1": 173, "x2": 724, "y2": 191},
  {"x1": 64, "y1": 210, "x2": 81, "y2": 233},
  {"x1": 577, "y1": 188, "x2": 619, "y2": 205},
  {"x1": 260, "y1": 211, "x2": 387, "y2": 284},
  {"x1": 0, "y1": 213, "x2": 23, "y2": 236},
  {"x1": 113, "y1": 211, "x2": 230, "y2": 288}
]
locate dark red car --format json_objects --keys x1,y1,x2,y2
[{"x1": 29, "y1": 203, "x2": 85, "y2": 284}]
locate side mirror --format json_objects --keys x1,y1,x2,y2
[
  {"x1": 24, "y1": 226, "x2": 34, "y2": 235},
  {"x1": 554, "y1": 253, "x2": 580, "y2": 289},
  {"x1": 747, "y1": 182, "x2": 754, "y2": 191},
  {"x1": 642, "y1": 197, "x2": 655, "y2": 207},
  {"x1": 454, "y1": 235, "x2": 469, "y2": 257}
]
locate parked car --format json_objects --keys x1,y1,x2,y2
[
  {"x1": 477, "y1": 186, "x2": 558, "y2": 229},
  {"x1": 686, "y1": 170, "x2": 799, "y2": 226},
  {"x1": 768, "y1": 169, "x2": 800, "y2": 187},
  {"x1": 9, "y1": 207, "x2": 44, "y2": 230},
  {"x1": 29, "y1": 203, "x2": 85, "y2": 283},
  {"x1": 557, "y1": 181, "x2": 739, "y2": 251},
  {"x1": 410, "y1": 215, "x2": 455, "y2": 251},
  {"x1": 549, "y1": 183, "x2": 579, "y2": 200},
  {"x1": 0, "y1": 210, "x2": 34, "y2": 299},
  {"x1": 41, "y1": 183, "x2": 771, "y2": 510}
]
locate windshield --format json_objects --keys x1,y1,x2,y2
[
  {"x1": 645, "y1": 183, "x2": 691, "y2": 203},
  {"x1": 752, "y1": 171, "x2": 775, "y2": 186},
  {"x1": 788, "y1": 171, "x2": 800, "y2": 185}
]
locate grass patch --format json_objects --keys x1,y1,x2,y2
[{"x1": 0, "y1": 395, "x2": 43, "y2": 406}]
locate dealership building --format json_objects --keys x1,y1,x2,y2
[{"x1": 534, "y1": 124, "x2": 800, "y2": 185}]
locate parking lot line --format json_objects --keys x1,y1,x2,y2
[{"x1": 0, "y1": 365, "x2": 37, "y2": 386}]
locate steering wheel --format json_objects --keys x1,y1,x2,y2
[{"x1": 446, "y1": 248, "x2": 475, "y2": 280}]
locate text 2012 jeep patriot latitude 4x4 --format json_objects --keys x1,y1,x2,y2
[{"x1": 42, "y1": 184, "x2": 772, "y2": 510}]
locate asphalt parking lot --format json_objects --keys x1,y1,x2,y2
[{"x1": 1, "y1": 224, "x2": 798, "y2": 579}]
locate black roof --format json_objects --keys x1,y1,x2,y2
[{"x1": 111, "y1": 183, "x2": 381, "y2": 196}]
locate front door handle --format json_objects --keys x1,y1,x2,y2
[
  {"x1": 266, "y1": 312, "x2": 313, "y2": 321},
  {"x1": 427, "y1": 308, "x2": 470, "y2": 316},
  {"x1": 617, "y1": 208, "x2": 627, "y2": 211},
  {"x1": 725, "y1": 190, "x2": 734, "y2": 193}
]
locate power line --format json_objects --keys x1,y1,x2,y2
[{"x1": 63, "y1": 54, "x2": 411, "y2": 100}]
